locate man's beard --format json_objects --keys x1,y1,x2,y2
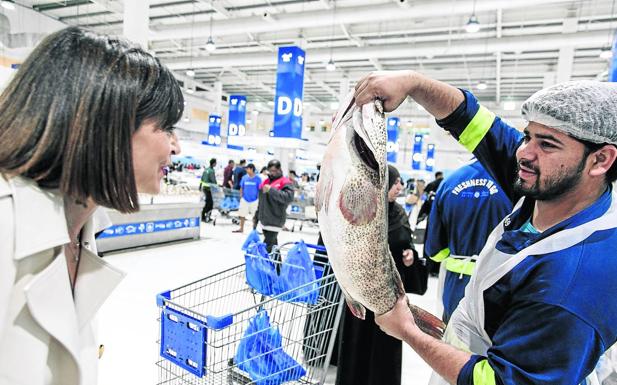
[{"x1": 513, "y1": 156, "x2": 587, "y2": 201}]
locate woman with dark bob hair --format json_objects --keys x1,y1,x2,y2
[{"x1": 0, "y1": 27, "x2": 183, "y2": 384}]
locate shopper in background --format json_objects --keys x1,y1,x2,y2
[
  {"x1": 200, "y1": 158, "x2": 217, "y2": 222},
  {"x1": 424, "y1": 171, "x2": 444, "y2": 195},
  {"x1": 425, "y1": 159, "x2": 512, "y2": 323},
  {"x1": 336, "y1": 165, "x2": 424, "y2": 385},
  {"x1": 232, "y1": 159, "x2": 247, "y2": 190},
  {"x1": 259, "y1": 166, "x2": 268, "y2": 178},
  {"x1": 253, "y1": 159, "x2": 295, "y2": 253},
  {"x1": 233, "y1": 163, "x2": 261, "y2": 233},
  {"x1": 0, "y1": 27, "x2": 183, "y2": 385},
  {"x1": 222, "y1": 159, "x2": 235, "y2": 189},
  {"x1": 355, "y1": 71, "x2": 617, "y2": 385},
  {"x1": 288, "y1": 170, "x2": 300, "y2": 189}
]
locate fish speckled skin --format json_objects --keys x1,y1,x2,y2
[{"x1": 316, "y1": 92, "x2": 445, "y2": 339}]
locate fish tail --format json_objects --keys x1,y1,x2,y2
[{"x1": 407, "y1": 302, "x2": 446, "y2": 340}]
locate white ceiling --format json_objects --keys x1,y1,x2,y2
[{"x1": 15, "y1": 0, "x2": 617, "y2": 113}]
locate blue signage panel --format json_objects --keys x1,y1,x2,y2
[
  {"x1": 97, "y1": 217, "x2": 200, "y2": 239},
  {"x1": 425, "y1": 144, "x2": 435, "y2": 172},
  {"x1": 228, "y1": 95, "x2": 246, "y2": 150},
  {"x1": 204, "y1": 114, "x2": 222, "y2": 146},
  {"x1": 411, "y1": 134, "x2": 424, "y2": 170},
  {"x1": 386, "y1": 117, "x2": 400, "y2": 163},
  {"x1": 273, "y1": 46, "x2": 305, "y2": 139},
  {"x1": 610, "y1": 32, "x2": 617, "y2": 82}
]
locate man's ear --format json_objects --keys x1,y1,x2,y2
[{"x1": 589, "y1": 144, "x2": 617, "y2": 178}]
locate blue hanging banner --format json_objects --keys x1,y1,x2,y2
[
  {"x1": 203, "y1": 114, "x2": 222, "y2": 147},
  {"x1": 273, "y1": 46, "x2": 305, "y2": 139},
  {"x1": 425, "y1": 144, "x2": 435, "y2": 172},
  {"x1": 411, "y1": 134, "x2": 424, "y2": 170},
  {"x1": 228, "y1": 95, "x2": 246, "y2": 150},
  {"x1": 610, "y1": 31, "x2": 617, "y2": 82},
  {"x1": 386, "y1": 117, "x2": 400, "y2": 163}
]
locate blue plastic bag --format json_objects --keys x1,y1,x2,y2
[
  {"x1": 242, "y1": 230, "x2": 261, "y2": 251},
  {"x1": 235, "y1": 310, "x2": 306, "y2": 385},
  {"x1": 245, "y1": 242, "x2": 278, "y2": 296},
  {"x1": 275, "y1": 241, "x2": 319, "y2": 305}
]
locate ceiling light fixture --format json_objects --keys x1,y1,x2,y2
[
  {"x1": 465, "y1": 15, "x2": 481, "y2": 33},
  {"x1": 1, "y1": 1, "x2": 15, "y2": 11},
  {"x1": 476, "y1": 81, "x2": 487, "y2": 90},
  {"x1": 601, "y1": 0, "x2": 616, "y2": 60},
  {"x1": 464, "y1": 0, "x2": 480, "y2": 33},
  {"x1": 186, "y1": 69, "x2": 195, "y2": 77},
  {"x1": 326, "y1": 58, "x2": 336, "y2": 72},
  {"x1": 206, "y1": 3, "x2": 216, "y2": 52},
  {"x1": 205, "y1": 36, "x2": 216, "y2": 52},
  {"x1": 600, "y1": 47, "x2": 613, "y2": 59},
  {"x1": 326, "y1": 0, "x2": 336, "y2": 72}
]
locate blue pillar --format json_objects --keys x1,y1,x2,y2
[
  {"x1": 273, "y1": 46, "x2": 305, "y2": 138},
  {"x1": 203, "y1": 114, "x2": 221, "y2": 146},
  {"x1": 386, "y1": 117, "x2": 400, "y2": 163},
  {"x1": 610, "y1": 31, "x2": 617, "y2": 82},
  {"x1": 425, "y1": 144, "x2": 435, "y2": 172},
  {"x1": 411, "y1": 134, "x2": 424, "y2": 170},
  {"x1": 227, "y1": 95, "x2": 246, "y2": 150}
]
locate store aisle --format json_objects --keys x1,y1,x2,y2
[{"x1": 96, "y1": 222, "x2": 437, "y2": 385}]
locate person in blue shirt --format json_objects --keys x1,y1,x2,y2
[
  {"x1": 425, "y1": 160, "x2": 512, "y2": 324},
  {"x1": 354, "y1": 72, "x2": 617, "y2": 385},
  {"x1": 233, "y1": 163, "x2": 261, "y2": 233}
]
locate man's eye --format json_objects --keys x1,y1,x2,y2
[{"x1": 540, "y1": 142, "x2": 555, "y2": 149}]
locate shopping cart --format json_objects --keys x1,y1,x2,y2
[
  {"x1": 156, "y1": 242, "x2": 343, "y2": 385},
  {"x1": 210, "y1": 185, "x2": 241, "y2": 225},
  {"x1": 287, "y1": 190, "x2": 317, "y2": 232}
]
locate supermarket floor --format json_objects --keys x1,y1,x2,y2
[{"x1": 96, "y1": 219, "x2": 439, "y2": 385}]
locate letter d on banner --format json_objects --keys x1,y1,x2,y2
[
  {"x1": 273, "y1": 46, "x2": 305, "y2": 138},
  {"x1": 387, "y1": 117, "x2": 400, "y2": 163}
]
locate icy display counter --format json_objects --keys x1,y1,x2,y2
[{"x1": 96, "y1": 200, "x2": 203, "y2": 254}]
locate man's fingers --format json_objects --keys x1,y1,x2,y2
[{"x1": 354, "y1": 73, "x2": 370, "y2": 91}]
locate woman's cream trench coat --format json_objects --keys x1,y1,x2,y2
[{"x1": 0, "y1": 176, "x2": 126, "y2": 385}]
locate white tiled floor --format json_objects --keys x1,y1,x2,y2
[{"x1": 96, "y1": 218, "x2": 438, "y2": 385}]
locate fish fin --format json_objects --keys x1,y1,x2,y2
[
  {"x1": 346, "y1": 298, "x2": 366, "y2": 320},
  {"x1": 338, "y1": 177, "x2": 379, "y2": 225},
  {"x1": 407, "y1": 301, "x2": 446, "y2": 340},
  {"x1": 340, "y1": 287, "x2": 366, "y2": 320},
  {"x1": 315, "y1": 173, "x2": 333, "y2": 214}
]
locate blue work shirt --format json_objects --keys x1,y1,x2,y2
[
  {"x1": 437, "y1": 90, "x2": 617, "y2": 385},
  {"x1": 425, "y1": 160, "x2": 512, "y2": 323},
  {"x1": 240, "y1": 174, "x2": 261, "y2": 203}
]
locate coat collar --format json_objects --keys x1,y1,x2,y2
[{"x1": 1, "y1": 176, "x2": 71, "y2": 260}]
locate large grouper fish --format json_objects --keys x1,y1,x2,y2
[{"x1": 316, "y1": 92, "x2": 445, "y2": 339}]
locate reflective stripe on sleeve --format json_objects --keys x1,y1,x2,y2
[
  {"x1": 445, "y1": 258, "x2": 475, "y2": 276},
  {"x1": 458, "y1": 105, "x2": 496, "y2": 152},
  {"x1": 473, "y1": 359, "x2": 496, "y2": 385},
  {"x1": 430, "y1": 248, "x2": 451, "y2": 262}
]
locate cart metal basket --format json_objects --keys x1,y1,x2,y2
[{"x1": 156, "y1": 242, "x2": 343, "y2": 385}]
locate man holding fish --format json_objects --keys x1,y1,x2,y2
[{"x1": 319, "y1": 72, "x2": 617, "y2": 385}]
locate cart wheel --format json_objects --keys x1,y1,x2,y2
[
  {"x1": 291, "y1": 225, "x2": 295, "y2": 232},
  {"x1": 299, "y1": 223, "x2": 304, "y2": 231}
]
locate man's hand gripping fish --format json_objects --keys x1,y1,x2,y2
[{"x1": 316, "y1": 92, "x2": 445, "y2": 339}]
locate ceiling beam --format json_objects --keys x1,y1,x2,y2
[
  {"x1": 150, "y1": 0, "x2": 573, "y2": 42},
  {"x1": 163, "y1": 30, "x2": 609, "y2": 69}
]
